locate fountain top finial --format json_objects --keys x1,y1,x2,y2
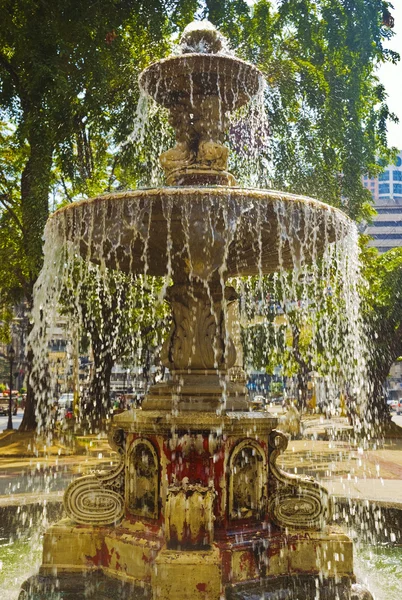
[{"x1": 179, "y1": 20, "x2": 230, "y2": 55}]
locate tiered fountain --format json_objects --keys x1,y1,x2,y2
[{"x1": 21, "y1": 21, "x2": 371, "y2": 600}]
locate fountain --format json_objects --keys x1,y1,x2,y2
[{"x1": 19, "y1": 21, "x2": 372, "y2": 600}]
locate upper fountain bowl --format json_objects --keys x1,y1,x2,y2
[
  {"x1": 139, "y1": 53, "x2": 263, "y2": 113},
  {"x1": 139, "y1": 21, "x2": 264, "y2": 186},
  {"x1": 139, "y1": 20, "x2": 263, "y2": 113}
]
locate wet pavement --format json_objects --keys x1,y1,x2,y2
[{"x1": 0, "y1": 411, "x2": 24, "y2": 432}]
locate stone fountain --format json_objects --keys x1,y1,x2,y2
[{"x1": 20, "y1": 21, "x2": 370, "y2": 600}]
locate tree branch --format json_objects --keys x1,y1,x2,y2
[
  {"x1": 0, "y1": 52, "x2": 20, "y2": 92},
  {"x1": 0, "y1": 193, "x2": 24, "y2": 232},
  {"x1": 60, "y1": 175, "x2": 73, "y2": 203},
  {"x1": 107, "y1": 155, "x2": 119, "y2": 192}
]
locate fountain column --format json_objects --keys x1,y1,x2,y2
[{"x1": 144, "y1": 280, "x2": 248, "y2": 411}]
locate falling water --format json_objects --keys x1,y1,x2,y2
[{"x1": 26, "y1": 187, "x2": 368, "y2": 435}]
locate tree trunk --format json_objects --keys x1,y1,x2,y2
[
  {"x1": 291, "y1": 325, "x2": 310, "y2": 412},
  {"x1": 18, "y1": 119, "x2": 54, "y2": 432},
  {"x1": 19, "y1": 345, "x2": 37, "y2": 431},
  {"x1": 365, "y1": 363, "x2": 393, "y2": 435},
  {"x1": 83, "y1": 351, "x2": 114, "y2": 432},
  {"x1": 20, "y1": 120, "x2": 53, "y2": 282}
]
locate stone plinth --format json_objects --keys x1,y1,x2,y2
[{"x1": 24, "y1": 409, "x2": 357, "y2": 599}]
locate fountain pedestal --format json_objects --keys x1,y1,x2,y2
[{"x1": 30, "y1": 412, "x2": 355, "y2": 600}]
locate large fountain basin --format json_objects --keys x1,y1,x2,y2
[{"x1": 50, "y1": 187, "x2": 351, "y2": 279}]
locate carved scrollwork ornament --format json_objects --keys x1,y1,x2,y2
[
  {"x1": 63, "y1": 428, "x2": 126, "y2": 526},
  {"x1": 63, "y1": 475, "x2": 125, "y2": 526},
  {"x1": 96, "y1": 428, "x2": 126, "y2": 494},
  {"x1": 161, "y1": 283, "x2": 237, "y2": 371},
  {"x1": 268, "y1": 430, "x2": 330, "y2": 530}
]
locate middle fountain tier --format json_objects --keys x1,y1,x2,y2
[
  {"x1": 53, "y1": 185, "x2": 350, "y2": 413},
  {"x1": 23, "y1": 20, "x2": 365, "y2": 600}
]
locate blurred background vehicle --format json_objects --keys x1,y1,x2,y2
[{"x1": 0, "y1": 390, "x2": 19, "y2": 415}]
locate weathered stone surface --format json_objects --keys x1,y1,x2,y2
[
  {"x1": 40, "y1": 518, "x2": 160, "y2": 582},
  {"x1": 268, "y1": 430, "x2": 330, "y2": 530},
  {"x1": 51, "y1": 187, "x2": 347, "y2": 278},
  {"x1": 351, "y1": 583, "x2": 374, "y2": 600},
  {"x1": 226, "y1": 574, "x2": 353, "y2": 600},
  {"x1": 278, "y1": 404, "x2": 301, "y2": 437},
  {"x1": 152, "y1": 548, "x2": 222, "y2": 600},
  {"x1": 34, "y1": 408, "x2": 353, "y2": 599},
  {"x1": 19, "y1": 572, "x2": 150, "y2": 600},
  {"x1": 63, "y1": 428, "x2": 125, "y2": 526},
  {"x1": 160, "y1": 282, "x2": 236, "y2": 371},
  {"x1": 166, "y1": 484, "x2": 214, "y2": 547}
]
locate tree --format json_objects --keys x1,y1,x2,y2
[
  {"x1": 360, "y1": 244, "x2": 402, "y2": 434},
  {"x1": 0, "y1": 0, "x2": 175, "y2": 429},
  {"x1": 206, "y1": 0, "x2": 398, "y2": 220},
  {"x1": 240, "y1": 244, "x2": 364, "y2": 414}
]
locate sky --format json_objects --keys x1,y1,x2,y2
[{"x1": 378, "y1": 3, "x2": 402, "y2": 149}]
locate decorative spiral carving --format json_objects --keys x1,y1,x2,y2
[
  {"x1": 268, "y1": 430, "x2": 330, "y2": 530},
  {"x1": 64, "y1": 475, "x2": 125, "y2": 526},
  {"x1": 63, "y1": 428, "x2": 126, "y2": 526},
  {"x1": 96, "y1": 428, "x2": 125, "y2": 495},
  {"x1": 268, "y1": 488, "x2": 326, "y2": 530}
]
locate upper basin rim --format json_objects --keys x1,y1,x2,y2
[
  {"x1": 50, "y1": 186, "x2": 351, "y2": 225},
  {"x1": 139, "y1": 52, "x2": 263, "y2": 79}
]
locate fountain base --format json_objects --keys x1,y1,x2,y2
[
  {"x1": 22, "y1": 525, "x2": 356, "y2": 599},
  {"x1": 143, "y1": 372, "x2": 248, "y2": 411},
  {"x1": 19, "y1": 409, "x2": 364, "y2": 600}
]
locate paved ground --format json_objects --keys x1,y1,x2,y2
[
  {"x1": 392, "y1": 413, "x2": 402, "y2": 427},
  {"x1": 0, "y1": 414, "x2": 115, "y2": 506},
  {"x1": 0, "y1": 411, "x2": 23, "y2": 431},
  {"x1": 269, "y1": 409, "x2": 402, "y2": 507}
]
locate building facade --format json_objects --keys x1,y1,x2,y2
[
  {"x1": 363, "y1": 152, "x2": 402, "y2": 252},
  {"x1": 363, "y1": 150, "x2": 402, "y2": 386}
]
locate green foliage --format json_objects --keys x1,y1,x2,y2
[
  {"x1": 204, "y1": 0, "x2": 398, "y2": 220},
  {"x1": 270, "y1": 380, "x2": 283, "y2": 395},
  {"x1": 363, "y1": 245, "x2": 402, "y2": 311},
  {"x1": 240, "y1": 253, "x2": 361, "y2": 410},
  {"x1": 354, "y1": 242, "x2": 402, "y2": 428},
  {"x1": 61, "y1": 260, "x2": 169, "y2": 424},
  {"x1": 0, "y1": 304, "x2": 13, "y2": 345},
  {"x1": 361, "y1": 244, "x2": 402, "y2": 370},
  {"x1": 0, "y1": 122, "x2": 30, "y2": 306},
  {"x1": 0, "y1": 0, "x2": 175, "y2": 282}
]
